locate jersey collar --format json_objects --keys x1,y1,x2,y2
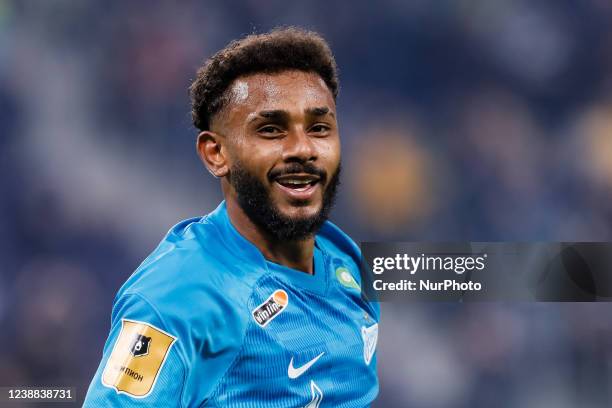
[{"x1": 206, "y1": 201, "x2": 329, "y2": 295}]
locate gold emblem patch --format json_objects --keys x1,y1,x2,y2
[{"x1": 102, "y1": 319, "x2": 176, "y2": 398}]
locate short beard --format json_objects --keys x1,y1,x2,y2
[{"x1": 229, "y1": 161, "x2": 341, "y2": 242}]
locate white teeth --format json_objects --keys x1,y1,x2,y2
[{"x1": 284, "y1": 180, "x2": 309, "y2": 185}]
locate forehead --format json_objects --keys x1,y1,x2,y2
[{"x1": 224, "y1": 70, "x2": 335, "y2": 120}]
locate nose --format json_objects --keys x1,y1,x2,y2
[{"x1": 281, "y1": 127, "x2": 317, "y2": 163}]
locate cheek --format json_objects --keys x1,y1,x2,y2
[
  {"x1": 235, "y1": 142, "x2": 282, "y2": 174},
  {"x1": 317, "y1": 138, "x2": 341, "y2": 166}
]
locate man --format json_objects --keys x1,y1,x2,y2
[{"x1": 84, "y1": 27, "x2": 379, "y2": 407}]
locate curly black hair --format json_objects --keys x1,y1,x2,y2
[{"x1": 189, "y1": 27, "x2": 339, "y2": 131}]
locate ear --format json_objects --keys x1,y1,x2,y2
[{"x1": 196, "y1": 131, "x2": 229, "y2": 178}]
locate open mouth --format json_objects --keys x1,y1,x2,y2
[{"x1": 273, "y1": 173, "x2": 321, "y2": 199}]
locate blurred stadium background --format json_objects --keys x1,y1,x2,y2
[{"x1": 1, "y1": 0, "x2": 612, "y2": 406}]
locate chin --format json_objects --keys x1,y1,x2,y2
[{"x1": 276, "y1": 201, "x2": 322, "y2": 220}]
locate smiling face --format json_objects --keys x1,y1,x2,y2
[{"x1": 200, "y1": 70, "x2": 341, "y2": 241}]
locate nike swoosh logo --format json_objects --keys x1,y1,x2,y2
[{"x1": 288, "y1": 352, "x2": 324, "y2": 379}]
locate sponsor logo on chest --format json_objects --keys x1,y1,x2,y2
[{"x1": 252, "y1": 289, "x2": 289, "y2": 327}]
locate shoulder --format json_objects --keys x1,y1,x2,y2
[
  {"x1": 121, "y1": 214, "x2": 258, "y2": 305},
  {"x1": 113, "y1": 214, "x2": 258, "y2": 354}
]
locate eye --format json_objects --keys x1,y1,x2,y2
[
  {"x1": 257, "y1": 125, "x2": 284, "y2": 137},
  {"x1": 309, "y1": 124, "x2": 331, "y2": 135}
]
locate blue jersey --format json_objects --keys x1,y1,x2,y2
[{"x1": 84, "y1": 201, "x2": 379, "y2": 407}]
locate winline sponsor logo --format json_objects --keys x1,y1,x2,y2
[{"x1": 252, "y1": 289, "x2": 289, "y2": 327}]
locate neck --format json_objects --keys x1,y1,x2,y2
[{"x1": 225, "y1": 198, "x2": 315, "y2": 274}]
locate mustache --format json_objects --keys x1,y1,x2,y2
[{"x1": 268, "y1": 162, "x2": 327, "y2": 182}]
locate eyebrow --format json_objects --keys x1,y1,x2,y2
[
  {"x1": 248, "y1": 110, "x2": 289, "y2": 123},
  {"x1": 248, "y1": 106, "x2": 335, "y2": 124},
  {"x1": 306, "y1": 106, "x2": 334, "y2": 118}
]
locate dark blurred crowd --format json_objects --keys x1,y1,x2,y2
[{"x1": 1, "y1": 1, "x2": 612, "y2": 406}]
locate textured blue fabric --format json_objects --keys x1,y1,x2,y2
[{"x1": 84, "y1": 201, "x2": 379, "y2": 407}]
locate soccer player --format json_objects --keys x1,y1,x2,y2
[{"x1": 84, "y1": 27, "x2": 379, "y2": 407}]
